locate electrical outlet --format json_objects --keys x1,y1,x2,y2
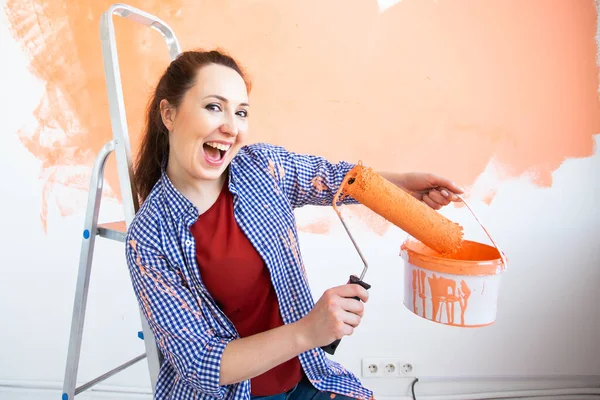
[
  {"x1": 368, "y1": 363, "x2": 378, "y2": 374},
  {"x1": 362, "y1": 360, "x2": 379, "y2": 377},
  {"x1": 401, "y1": 363, "x2": 413, "y2": 374},
  {"x1": 384, "y1": 363, "x2": 396, "y2": 374},
  {"x1": 362, "y1": 358, "x2": 415, "y2": 378}
]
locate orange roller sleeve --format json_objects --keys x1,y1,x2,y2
[{"x1": 335, "y1": 164, "x2": 464, "y2": 255}]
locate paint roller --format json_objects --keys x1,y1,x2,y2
[{"x1": 321, "y1": 163, "x2": 464, "y2": 355}]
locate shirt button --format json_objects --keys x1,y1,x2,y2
[{"x1": 185, "y1": 240, "x2": 191, "y2": 246}]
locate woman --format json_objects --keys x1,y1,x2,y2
[{"x1": 125, "y1": 50, "x2": 463, "y2": 400}]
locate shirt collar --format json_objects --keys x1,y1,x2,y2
[
  {"x1": 159, "y1": 168, "x2": 196, "y2": 221},
  {"x1": 158, "y1": 156, "x2": 241, "y2": 221}
]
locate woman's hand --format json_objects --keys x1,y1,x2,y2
[
  {"x1": 296, "y1": 283, "x2": 368, "y2": 349},
  {"x1": 381, "y1": 172, "x2": 465, "y2": 210},
  {"x1": 221, "y1": 284, "x2": 367, "y2": 385}
]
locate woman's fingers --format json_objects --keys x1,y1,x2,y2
[
  {"x1": 427, "y1": 189, "x2": 450, "y2": 206},
  {"x1": 423, "y1": 193, "x2": 441, "y2": 210},
  {"x1": 335, "y1": 283, "x2": 369, "y2": 303},
  {"x1": 338, "y1": 296, "x2": 365, "y2": 317},
  {"x1": 341, "y1": 310, "x2": 362, "y2": 328},
  {"x1": 427, "y1": 174, "x2": 465, "y2": 195}
]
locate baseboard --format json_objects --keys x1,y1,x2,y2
[
  {"x1": 0, "y1": 381, "x2": 151, "y2": 400},
  {"x1": 1, "y1": 375, "x2": 599, "y2": 400}
]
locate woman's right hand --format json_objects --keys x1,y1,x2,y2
[{"x1": 296, "y1": 282, "x2": 369, "y2": 349}]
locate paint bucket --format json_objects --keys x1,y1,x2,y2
[{"x1": 399, "y1": 196, "x2": 507, "y2": 327}]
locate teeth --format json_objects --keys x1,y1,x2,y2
[{"x1": 205, "y1": 142, "x2": 231, "y2": 152}]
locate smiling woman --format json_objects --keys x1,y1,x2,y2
[
  {"x1": 159, "y1": 61, "x2": 251, "y2": 213},
  {"x1": 135, "y1": 51, "x2": 252, "y2": 206},
  {"x1": 125, "y1": 49, "x2": 463, "y2": 400}
]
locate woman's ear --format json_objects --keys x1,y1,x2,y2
[{"x1": 159, "y1": 99, "x2": 176, "y2": 132}]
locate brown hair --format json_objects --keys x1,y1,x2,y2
[{"x1": 134, "y1": 49, "x2": 251, "y2": 202}]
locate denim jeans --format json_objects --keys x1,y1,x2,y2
[{"x1": 251, "y1": 375, "x2": 358, "y2": 400}]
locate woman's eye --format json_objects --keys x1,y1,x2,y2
[
  {"x1": 206, "y1": 103, "x2": 221, "y2": 112},
  {"x1": 236, "y1": 110, "x2": 248, "y2": 118}
]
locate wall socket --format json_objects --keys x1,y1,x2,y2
[{"x1": 362, "y1": 358, "x2": 415, "y2": 378}]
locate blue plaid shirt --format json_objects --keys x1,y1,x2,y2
[{"x1": 125, "y1": 143, "x2": 374, "y2": 400}]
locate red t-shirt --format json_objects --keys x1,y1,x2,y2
[{"x1": 189, "y1": 184, "x2": 303, "y2": 396}]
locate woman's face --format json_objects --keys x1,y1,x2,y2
[{"x1": 161, "y1": 63, "x2": 249, "y2": 184}]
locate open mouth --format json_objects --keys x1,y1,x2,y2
[{"x1": 203, "y1": 141, "x2": 232, "y2": 163}]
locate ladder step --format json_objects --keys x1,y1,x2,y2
[
  {"x1": 73, "y1": 353, "x2": 147, "y2": 396},
  {"x1": 97, "y1": 221, "x2": 127, "y2": 242}
]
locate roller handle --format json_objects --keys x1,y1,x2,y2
[{"x1": 321, "y1": 275, "x2": 371, "y2": 355}]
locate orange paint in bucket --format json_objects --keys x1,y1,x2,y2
[
  {"x1": 400, "y1": 197, "x2": 507, "y2": 327},
  {"x1": 401, "y1": 240, "x2": 503, "y2": 277}
]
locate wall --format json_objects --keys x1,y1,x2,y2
[{"x1": 1, "y1": 0, "x2": 599, "y2": 399}]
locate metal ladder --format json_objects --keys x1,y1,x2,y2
[{"x1": 61, "y1": 4, "x2": 181, "y2": 399}]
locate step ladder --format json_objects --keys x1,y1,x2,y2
[{"x1": 61, "y1": 4, "x2": 181, "y2": 399}]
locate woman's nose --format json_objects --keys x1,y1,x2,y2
[{"x1": 220, "y1": 114, "x2": 238, "y2": 136}]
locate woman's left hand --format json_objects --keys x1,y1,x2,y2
[{"x1": 386, "y1": 172, "x2": 465, "y2": 210}]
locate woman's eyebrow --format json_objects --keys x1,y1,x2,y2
[{"x1": 203, "y1": 94, "x2": 249, "y2": 107}]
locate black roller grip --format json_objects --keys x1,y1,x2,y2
[{"x1": 321, "y1": 275, "x2": 371, "y2": 355}]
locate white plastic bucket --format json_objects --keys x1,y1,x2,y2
[{"x1": 400, "y1": 197, "x2": 507, "y2": 327}]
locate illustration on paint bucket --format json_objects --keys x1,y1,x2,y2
[{"x1": 400, "y1": 195, "x2": 508, "y2": 328}]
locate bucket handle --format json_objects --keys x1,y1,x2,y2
[{"x1": 454, "y1": 194, "x2": 508, "y2": 270}]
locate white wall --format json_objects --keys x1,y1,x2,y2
[{"x1": 1, "y1": 4, "x2": 599, "y2": 400}]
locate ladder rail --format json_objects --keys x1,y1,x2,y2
[
  {"x1": 99, "y1": 4, "x2": 182, "y2": 392},
  {"x1": 62, "y1": 140, "x2": 116, "y2": 399},
  {"x1": 62, "y1": 5, "x2": 182, "y2": 398},
  {"x1": 99, "y1": 3, "x2": 182, "y2": 225}
]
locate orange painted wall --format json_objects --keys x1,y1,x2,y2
[{"x1": 5, "y1": 0, "x2": 600, "y2": 230}]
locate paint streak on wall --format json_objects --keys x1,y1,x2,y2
[
  {"x1": 597, "y1": 0, "x2": 600, "y2": 95},
  {"x1": 5, "y1": 0, "x2": 600, "y2": 232}
]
